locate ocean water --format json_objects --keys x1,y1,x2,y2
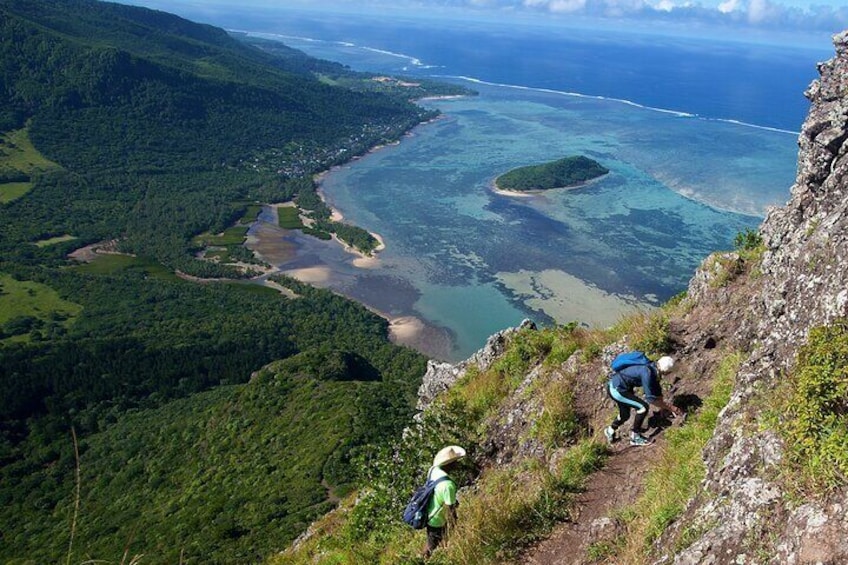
[{"x1": 235, "y1": 10, "x2": 832, "y2": 361}]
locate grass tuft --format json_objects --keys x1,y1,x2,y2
[
  {"x1": 609, "y1": 310, "x2": 672, "y2": 358},
  {"x1": 434, "y1": 441, "x2": 607, "y2": 565},
  {"x1": 767, "y1": 320, "x2": 848, "y2": 493}
]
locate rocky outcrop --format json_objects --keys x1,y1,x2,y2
[
  {"x1": 415, "y1": 318, "x2": 536, "y2": 413},
  {"x1": 664, "y1": 31, "x2": 848, "y2": 565}
]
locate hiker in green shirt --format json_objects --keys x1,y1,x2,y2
[{"x1": 423, "y1": 445, "x2": 466, "y2": 558}]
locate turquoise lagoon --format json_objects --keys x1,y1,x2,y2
[{"x1": 244, "y1": 24, "x2": 813, "y2": 361}]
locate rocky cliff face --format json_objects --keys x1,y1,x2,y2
[
  {"x1": 660, "y1": 31, "x2": 848, "y2": 565},
  {"x1": 416, "y1": 319, "x2": 536, "y2": 414}
]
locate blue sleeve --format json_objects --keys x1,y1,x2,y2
[{"x1": 641, "y1": 365, "x2": 663, "y2": 401}]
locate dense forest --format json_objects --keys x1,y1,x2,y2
[
  {"x1": 495, "y1": 155, "x2": 609, "y2": 192},
  {"x1": 0, "y1": 0, "x2": 468, "y2": 561}
]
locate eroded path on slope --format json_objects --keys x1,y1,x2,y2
[{"x1": 522, "y1": 437, "x2": 654, "y2": 565}]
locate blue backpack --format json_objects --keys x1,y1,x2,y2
[
  {"x1": 610, "y1": 351, "x2": 652, "y2": 372},
  {"x1": 402, "y1": 473, "x2": 448, "y2": 529}
]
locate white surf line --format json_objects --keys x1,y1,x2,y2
[
  {"x1": 239, "y1": 30, "x2": 798, "y2": 136},
  {"x1": 435, "y1": 75, "x2": 800, "y2": 136},
  {"x1": 240, "y1": 30, "x2": 355, "y2": 47},
  {"x1": 242, "y1": 31, "x2": 438, "y2": 68},
  {"x1": 708, "y1": 118, "x2": 798, "y2": 135},
  {"x1": 359, "y1": 46, "x2": 425, "y2": 67}
]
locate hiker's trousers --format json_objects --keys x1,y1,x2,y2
[{"x1": 607, "y1": 382, "x2": 649, "y2": 432}]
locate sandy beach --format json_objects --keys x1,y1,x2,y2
[
  {"x1": 490, "y1": 171, "x2": 609, "y2": 197},
  {"x1": 315, "y1": 179, "x2": 387, "y2": 264},
  {"x1": 490, "y1": 185, "x2": 538, "y2": 198}
]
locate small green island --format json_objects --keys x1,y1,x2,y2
[{"x1": 495, "y1": 155, "x2": 609, "y2": 192}]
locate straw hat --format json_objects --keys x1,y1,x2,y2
[
  {"x1": 657, "y1": 356, "x2": 675, "y2": 373},
  {"x1": 433, "y1": 445, "x2": 466, "y2": 468}
]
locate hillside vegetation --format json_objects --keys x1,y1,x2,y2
[
  {"x1": 274, "y1": 295, "x2": 725, "y2": 564},
  {"x1": 0, "y1": 0, "x2": 475, "y2": 561},
  {"x1": 0, "y1": 0, "x2": 459, "y2": 274},
  {"x1": 276, "y1": 222, "x2": 844, "y2": 565}
]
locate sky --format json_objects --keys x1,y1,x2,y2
[{"x1": 117, "y1": 0, "x2": 848, "y2": 36}]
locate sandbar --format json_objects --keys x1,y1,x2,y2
[
  {"x1": 496, "y1": 268, "x2": 653, "y2": 327},
  {"x1": 389, "y1": 316, "x2": 426, "y2": 342},
  {"x1": 386, "y1": 314, "x2": 454, "y2": 361},
  {"x1": 490, "y1": 185, "x2": 538, "y2": 198},
  {"x1": 353, "y1": 255, "x2": 381, "y2": 269},
  {"x1": 283, "y1": 266, "x2": 332, "y2": 284}
]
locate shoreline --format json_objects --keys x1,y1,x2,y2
[
  {"x1": 313, "y1": 184, "x2": 387, "y2": 266},
  {"x1": 245, "y1": 114, "x2": 457, "y2": 359},
  {"x1": 246, "y1": 256, "x2": 454, "y2": 359},
  {"x1": 303, "y1": 106, "x2": 459, "y2": 261},
  {"x1": 490, "y1": 171, "x2": 609, "y2": 197}
]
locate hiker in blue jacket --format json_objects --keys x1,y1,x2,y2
[{"x1": 605, "y1": 355, "x2": 683, "y2": 446}]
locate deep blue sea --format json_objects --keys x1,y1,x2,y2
[{"x1": 203, "y1": 7, "x2": 834, "y2": 360}]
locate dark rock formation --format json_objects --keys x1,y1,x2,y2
[
  {"x1": 415, "y1": 318, "x2": 536, "y2": 414},
  {"x1": 664, "y1": 30, "x2": 848, "y2": 565}
]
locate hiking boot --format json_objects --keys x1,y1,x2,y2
[
  {"x1": 629, "y1": 433, "x2": 652, "y2": 447},
  {"x1": 604, "y1": 426, "x2": 617, "y2": 444}
]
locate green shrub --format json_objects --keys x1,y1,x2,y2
[
  {"x1": 772, "y1": 320, "x2": 848, "y2": 492},
  {"x1": 733, "y1": 228, "x2": 763, "y2": 251},
  {"x1": 732, "y1": 228, "x2": 766, "y2": 267}
]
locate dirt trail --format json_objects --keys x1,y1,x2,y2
[
  {"x1": 522, "y1": 435, "x2": 659, "y2": 565},
  {"x1": 523, "y1": 349, "x2": 719, "y2": 562},
  {"x1": 521, "y1": 258, "x2": 748, "y2": 564}
]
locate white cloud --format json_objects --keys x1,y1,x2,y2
[
  {"x1": 505, "y1": 0, "x2": 848, "y2": 32},
  {"x1": 747, "y1": 0, "x2": 780, "y2": 24},
  {"x1": 653, "y1": 0, "x2": 677, "y2": 12},
  {"x1": 124, "y1": 0, "x2": 848, "y2": 35},
  {"x1": 548, "y1": 0, "x2": 588, "y2": 12},
  {"x1": 717, "y1": 0, "x2": 741, "y2": 14}
]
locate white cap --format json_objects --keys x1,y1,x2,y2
[{"x1": 657, "y1": 356, "x2": 675, "y2": 373}]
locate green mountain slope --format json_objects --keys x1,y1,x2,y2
[
  {"x1": 14, "y1": 353, "x2": 413, "y2": 563},
  {"x1": 0, "y1": 0, "x2": 436, "y2": 273},
  {"x1": 0, "y1": 0, "x2": 447, "y2": 561},
  {"x1": 0, "y1": 270, "x2": 427, "y2": 563}
]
